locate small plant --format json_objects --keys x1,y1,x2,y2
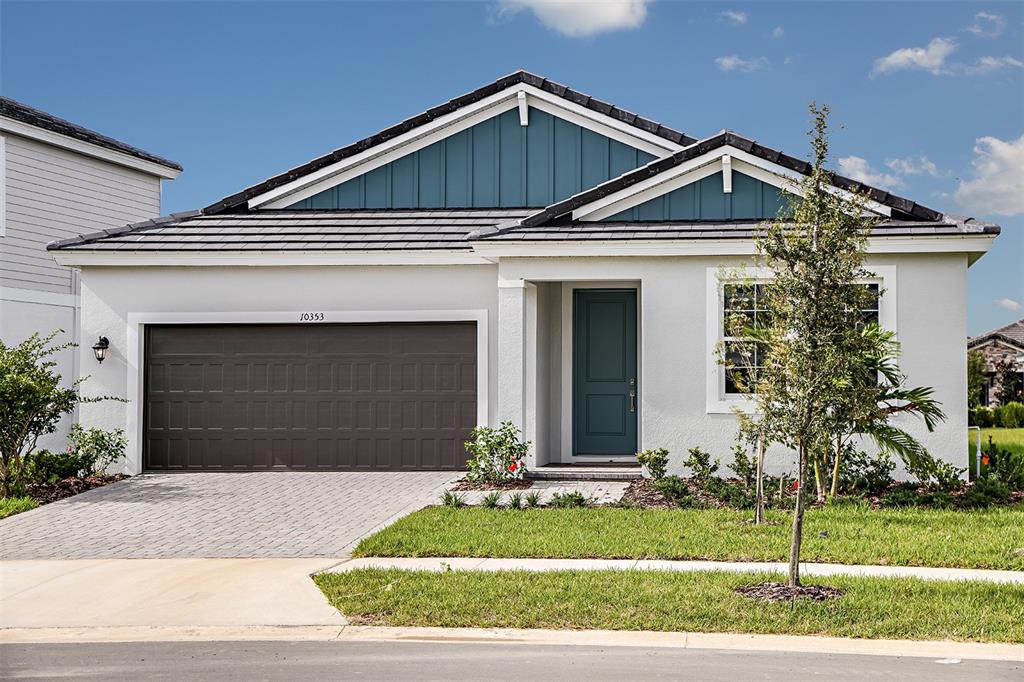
[
  {"x1": 961, "y1": 477, "x2": 1011, "y2": 509},
  {"x1": 729, "y1": 444, "x2": 756, "y2": 489},
  {"x1": 548, "y1": 491, "x2": 590, "y2": 508},
  {"x1": 684, "y1": 447, "x2": 719, "y2": 485},
  {"x1": 652, "y1": 475, "x2": 701, "y2": 508},
  {"x1": 507, "y1": 492, "x2": 523, "y2": 510},
  {"x1": 440, "y1": 489, "x2": 466, "y2": 508},
  {"x1": 524, "y1": 491, "x2": 541, "y2": 508},
  {"x1": 67, "y1": 424, "x2": 127, "y2": 476},
  {"x1": 906, "y1": 453, "x2": 965, "y2": 493},
  {"x1": 981, "y1": 437, "x2": 1024, "y2": 490},
  {"x1": 880, "y1": 488, "x2": 922, "y2": 509},
  {"x1": 464, "y1": 421, "x2": 530, "y2": 484},
  {"x1": 838, "y1": 447, "x2": 894, "y2": 496},
  {"x1": 481, "y1": 491, "x2": 502, "y2": 509},
  {"x1": 24, "y1": 449, "x2": 80, "y2": 484},
  {"x1": 636, "y1": 448, "x2": 669, "y2": 480}
]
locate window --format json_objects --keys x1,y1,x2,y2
[{"x1": 721, "y1": 282, "x2": 881, "y2": 395}]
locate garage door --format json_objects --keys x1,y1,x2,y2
[{"x1": 144, "y1": 323, "x2": 477, "y2": 471}]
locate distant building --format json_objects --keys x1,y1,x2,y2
[
  {"x1": 0, "y1": 98, "x2": 180, "y2": 450},
  {"x1": 968, "y1": 319, "x2": 1024, "y2": 406}
]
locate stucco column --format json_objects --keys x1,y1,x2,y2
[{"x1": 497, "y1": 279, "x2": 539, "y2": 468}]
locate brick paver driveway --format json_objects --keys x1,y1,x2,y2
[{"x1": 0, "y1": 472, "x2": 456, "y2": 560}]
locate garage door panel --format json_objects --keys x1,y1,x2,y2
[{"x1": 144, "y1": 323, "x2": 476, "y2": 471}]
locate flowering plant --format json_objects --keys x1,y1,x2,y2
[{"x1": 464, "y1": 421, "x2": 530, "y2": 483}]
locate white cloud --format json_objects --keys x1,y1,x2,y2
[
  {"x1": 720, "y1": 10, "x2": 747, "y2": 25},
  {"x1": 838, "y1": 156, "x2": 904, "y2": 190},
  {"x1": 771, "y1": 26, "x2": 784, "y2": 39},
  {"x1": 496, "y1": 0, "x2": 649, "y2": 37},
  {"x1": 966, "y1": 11, "x2": 1005, "y2": 38},
  {"x1": 885, "y1": 156, "x2": 946, "y2": 177},
  {"x1": 995, "y1": 298, "x2": 1023, "y2": 312},
  {"x1": 871, "y1": 36, "x2": 1023, "y2": 77},
  {"x1": 715, "y1": 55, "x2": 768, "y2": 72},
  {"x1": 954, "y1": 134, "x2": 1024, "y2": 217},
  {"x1": 872, "y1": 37, "x2": 957, "y2": 76}
]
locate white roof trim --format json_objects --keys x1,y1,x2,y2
[
  {"x1": 572, "y1": 145, "x2": 894, "y2": 222},
  {"x1": 250, "y1": 83, "x2": 684, "y2": 210},
  {"x1": 0, "y1": 116, "x2": 180, "y2": 180},
  {"x1": 50, "y1": 250, "x2": 492, "y2": 267}
]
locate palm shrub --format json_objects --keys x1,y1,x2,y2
[{"x1": 464, "y1": 421, "x2": 530, "y2": 484}]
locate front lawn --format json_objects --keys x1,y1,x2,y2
[
  {"x1": 971, "y1": 427, "x2": 1024, "y2": 458},
  {"x1": 316, "y1": 568, "x2": 1024, "y2": 643},
  {"x1": 354, "y1": 504, "x2": 1024, "y2": 570},
  {"x1": 0, "y1": 496, "x2": 38, "y2": 519}
]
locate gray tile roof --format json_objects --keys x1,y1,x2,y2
[
  {"x1": 47, "y1": 209, "x2": 533, "y2": 252},
  {"x1": 969, "y1": 319, "x2": 1024, "y2": 350},
  {"x1": 1, "y1": 97, "x2": 182, "y2": 171}
]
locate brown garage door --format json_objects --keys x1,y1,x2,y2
[{"x1": 144, "y1": 322, "x2": 477, "y2": 471}]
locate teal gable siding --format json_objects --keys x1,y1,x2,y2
[
  {"x1": 605, "y1": 171, "x2": 788, "y2": 221},
  {"x1": 288, "y1": 107, "x2": 656, "y2": 209}
]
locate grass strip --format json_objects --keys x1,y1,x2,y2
[
  {"x1": 354, "y1": 505, "x2": 1024, "y2": 570},
  {"x1": 0, "y1": 496, "x2": 37, "y2": 519},
  {"x1": 316, "y1": 568, "x2": 1024, "y2": 643}
]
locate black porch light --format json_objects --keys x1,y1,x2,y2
[{"x1": 92, "y1": 336, "x2": 110, "y2": 364}]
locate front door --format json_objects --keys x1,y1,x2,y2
[{"x1": 573, "y1": 289, "x2": 638, "y2": 456}]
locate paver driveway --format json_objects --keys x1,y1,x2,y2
[{"x1": 0, "y1": 472, "x2": 456, "y2": 559}]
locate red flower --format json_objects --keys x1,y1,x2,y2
[
  {"x1": 981, "y1": 454, "x2": 990, "y2": 466},
  {"x1": 509, "y1": 463, "x2": 517, "y2": 472},
  {"x1": 791, "y1": 480, "x2": 799, "y2": 490}
]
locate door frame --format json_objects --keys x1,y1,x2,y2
[
  {"x1": 124, "y1": 309, "x2": 489, "y2": 475},
  {"x1": 559, "y1": 282, "x2": 641, "y2": 463}
]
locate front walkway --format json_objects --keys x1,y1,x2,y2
[
  {"x1": 0, "y1": 471, "x2": 456, "y2": 559},
  {"x1": 332, "y1": 557, "x2": 1024, "y2": 584}
]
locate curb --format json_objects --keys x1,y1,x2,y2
[{"x1": 1, "y1": 625, "x2": 1021, "y2": 661}]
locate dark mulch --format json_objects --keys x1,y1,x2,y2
[
  {"x1": 735, "y1": 582, "x2": 844, "y2": 603},
  {"x1": 27, "y1": 474, "x2": 128, "y2": 505},
  {"x1": 451, "y1": 479, "x2": 533, "y2": 491},
  {"x1": 620, "y1": 479, "x2": 675, "y2": 508}
]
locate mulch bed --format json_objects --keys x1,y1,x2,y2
[
  {"x1": 27, "y1": 474, "x2": 128, "y2": 505},
  {"x1": 450, "y1": 479, "x2": 534, "y2": 491},
  {"x1": 735, "y1": 582, "x2": 844, "y2": 603},
  {"x1": 620, "y1": 478, "x2": 735, "y2": 509}
]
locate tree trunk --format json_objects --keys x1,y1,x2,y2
[
  {"x1": 829, "y1": 436, "x2": 843, "y2": 498},
  {"x1": 813, "y1": 458, "x2": 825, "y2": 504},
  {"x1": 754, "y1": 436, "x2": 766, "y2": 525},
  {"x1": 788, "y1": 442, "x2": 808, "y2": 588}
]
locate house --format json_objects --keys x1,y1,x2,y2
[
  {"x1": 45, "y1": 72, "x2": 998, "y2": 475},
  {"x1": 0, "y1": 98, "x2": 180, "y2": 450},
  {"x1": 969, "y1": 319, "x2": 1024, "y2": 406}
]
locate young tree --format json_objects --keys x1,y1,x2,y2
[
  {"x1": 734, "y1": 104, "x2": 878, "y2": 587},
  {"x1": 967, "y1": 350, "x2": 986, "y2": 409},
  {"x1": 994, "y1": 356, "x2": 1023, "y2": 405}
]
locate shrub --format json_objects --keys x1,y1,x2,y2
[
  {"x1": 707, "y1": 478, "x2": 756, "y2": 509},
  {"x1": 996, "y1": 402, "x2": 1024, "y2": 429},
  {"x1": 728, "y1": 444, "x2": 756, "y2": 489},
  {"x1": 464, "y1": 421, "x2": 530, "y2": 484},
  {"x1": 636, "y1": 448, "x2": 669, "y2": 480},
  {"x1": 67, "y1": 424, "x2": 127, "y2": 475},
  {"x1": 839, "y1": 448, "x2": 894, "y2": 495},
  {"x1": 906, "y1": 452, "x2": 965, "y2": 492},
  {"x1": 652, "y1": 475, "x2": 703, "y2": 508},
  {"x1": 524, "y1": 491, "x2": 541, "y2": 508},
  {"x1": 880, "y1": 489, "x2": 922, "y2": 508},
  {"x1": 24, "y1": 449, "x2": 80, "y2": 484},
  {"x1": 507, "y1": 492, "x2": 523, "y2": 510},
  {"x1": 481, "y1": 491, "x2": 502, "y2": 509},
  {"x1": 440, "y1": 490, "x2": 466, "y2": 508},
  {"x1": 684, "y1": 447, "x2": 719, "y2": 484},
  {"x1": 981, "y1": 437, "x2": 1024, "y2": 490},
  {"x1": 961, "y1": 477, "x2": 1011, "y2": 509},
  {"x1": 969, "y1": 406, "x2": 995, "y2": 428},
  {"x1": 548, "y1": 491, "x2": 590, "y2": 508}
]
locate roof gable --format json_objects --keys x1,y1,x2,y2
[
  {"x1": 288, "y1": 107, "x2": 657, "y2": 210},
  {"x1": 205, "y1": 71, "x2": 694, "y2": 214}
]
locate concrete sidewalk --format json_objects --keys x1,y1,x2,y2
[
  {"x1": 329, "y1": 557, "x2": 1024, "y2": 583},
  {"x1": 0, "y1": 559, "x2": 345, "y2": 629}
]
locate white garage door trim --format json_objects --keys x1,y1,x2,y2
[{"x1": 124, "y1": 309, "x2": 489, "y2": 475}]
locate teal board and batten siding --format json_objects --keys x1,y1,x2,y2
[
  {"x1": 288, "y1": 108, "x2": 657, "y2": 209},
  {"x1": 604, "y1": 171, "x2": 788, "y2": 221}
]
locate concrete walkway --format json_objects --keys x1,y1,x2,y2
[{"x1": 330, "y1": 557, "x2": 1024, "y2": 584}]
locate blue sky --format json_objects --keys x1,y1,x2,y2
[{"x1": 2, "y1": 1, "x2": 1021, "y2": 335}]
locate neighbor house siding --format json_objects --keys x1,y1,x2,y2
[
  {"x1": 0, "y1": 134, "x2": 161, "y2": 294},
  {"x1": 604, "y1": 171, "x2": 787, "y2": 221},
  {"x1": 289, "y1": 108, "x2": 657, "y2": 210}
]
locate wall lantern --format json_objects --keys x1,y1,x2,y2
[{"x1": 92, "y1": 336, "x2": 110, "y2": 364}]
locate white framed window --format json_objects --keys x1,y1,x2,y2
[{"x1": 705, "y1": 266, "x2": 897, "y2": 413}]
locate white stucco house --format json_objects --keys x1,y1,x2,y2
[
  {"x1": 0, "y1": 97, "x2": 180, "y2": 450},
  {"x1": 46, "y1": 72, "x2": 998, "y2": 476}
]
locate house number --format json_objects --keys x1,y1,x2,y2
[{"x1": 299, "y1": 312, "x2": 325, "y2": 322}]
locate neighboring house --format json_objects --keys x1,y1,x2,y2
[
  {"x1": 0, "y1": 98, "x2": 181, "y2": 450},
  {"x1": 968, "y1": 319, "x2": 1024, "y2": 406},
  {"x1": 46, "y1": 72, "x2": 998, "y2": 476}
]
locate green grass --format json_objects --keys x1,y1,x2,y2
[
  {"x1": 0, "y1": 496, "x2": 37, "y2": 519},
  {"x1": 354, "y1": 505, "x2": 1024, "y2": 570},
  {"x1": 315, "y1": 568, "x2": 1024, "y2": 643},
  {"x1": 970, "y1": 427, "x2": 1024, "y2": 458}
]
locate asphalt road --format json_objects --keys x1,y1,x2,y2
[{"x1": 2, "y1": 641, "x2": 1020, "y2": 681}]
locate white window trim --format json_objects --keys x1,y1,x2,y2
[
  {"x1": 705, "y1": 265, "x2": 898, "y2": 414},
  {"x1": 122, "y1": 309, "x2": 489, "y2": 475}
]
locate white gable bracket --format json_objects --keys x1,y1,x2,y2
[
  {"x1": 721, "y1": 154, "x2": 732, "y2": 193},
  {"x1": 517, "y1": 90, "x2": 529, "y2": 126}
]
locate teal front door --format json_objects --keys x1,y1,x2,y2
[{"x1": 573, "y1": 289, "x2": 638, "y2": 456}]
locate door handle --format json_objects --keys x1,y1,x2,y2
[{"x1": 629, "y1": 389, "x2": 636, "y2": 413}]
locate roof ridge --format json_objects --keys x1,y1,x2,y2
[{"x1": 47, "y1": 210, "x2": 202, "y2": 250}]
